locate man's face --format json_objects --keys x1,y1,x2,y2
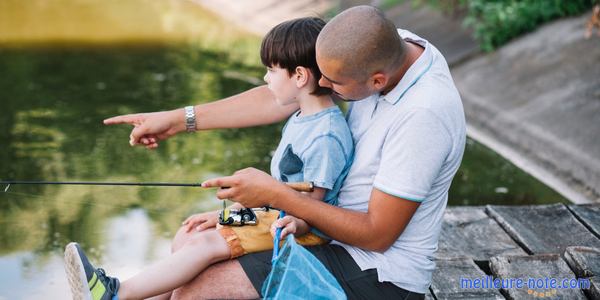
[{"x1": 316, "y1": 51, "x2": 375, "y2": 101}]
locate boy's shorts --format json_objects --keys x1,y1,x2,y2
[{"x1": 217, "y1": 210, "x2": 328, "y2": 258}]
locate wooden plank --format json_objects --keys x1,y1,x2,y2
[
  {"x1": 490, "y1": 254, "x2": 586, "y2": 300},
  {"x1": 569, "y1": 204, "x2": 600, "y2": 238},
  {"x1": 564, "y1": 246, "x2": 600, "y2": 278},
  {"x1": 431, "y1": 258, "x2": 504, "y2": 299},
  {"x1": 564, "y1": 247, "x2": 600, "y2": 299},
  {"x1": 486, "y1": 204, "x2": 600, "y2": 254},
  {"x1": 436, "y1": 206, "x2": 526, "y2": 261}
]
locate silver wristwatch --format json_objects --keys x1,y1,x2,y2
[{"x1": 184, "y1": 106, "x2": 196, "y2": 132}]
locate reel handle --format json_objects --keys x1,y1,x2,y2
[{"x1": 285, "y1": 181, "x2": 314, "y2": 192}]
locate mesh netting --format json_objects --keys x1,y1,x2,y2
[{"x1": 261, "y1": 235, "x2": 346, "y2": 300}]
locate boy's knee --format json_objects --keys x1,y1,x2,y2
[
  {"x1": 182, "y1": 231, "x2": 226, "y2": 251},
  {"x1": 171, "y1": 226, "x2": 196, "y2": 252}
]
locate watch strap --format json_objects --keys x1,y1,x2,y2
[{"x1": 184, "y1": 106, "x2": 196, "y2": 132}]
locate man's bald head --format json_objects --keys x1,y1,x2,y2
[{"x1": 316, "y1": 6, "x2": 406, "y2": 80}]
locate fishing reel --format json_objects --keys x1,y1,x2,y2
[
  {"x1": 217, "y1": 182, "x2": 314, "y2": 226},
  {"x1": 218, "y1": 207, "x2": 259, "y2": 226}
]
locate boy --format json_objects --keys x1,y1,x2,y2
[{"x1": 64, "y1": 17, "x2": 354, "y2": 300}]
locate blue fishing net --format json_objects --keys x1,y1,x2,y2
[{"x1": 261, "y1": 235, "x2": 347, "y2": 300}]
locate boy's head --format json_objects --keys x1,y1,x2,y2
[
  {"x1": 260, "y1": 17, "x2": 330, "y2": 102},
  {"x1": 316, "y1": 6, "x2": 408, "y2": 101}
]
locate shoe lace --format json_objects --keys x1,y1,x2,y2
[{"x1": 96, "y1": 268, "x2": 120, "y2": 294}]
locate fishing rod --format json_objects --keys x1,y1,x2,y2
[{"x1": 1, "y1": 180, "x2": 314, "y2": 193}]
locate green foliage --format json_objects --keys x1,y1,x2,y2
[
  {"x1": 380, "y1": 0, "x2": 594, "y2": 50},
  {"x1": 463, "y1": 0, "x2": 593, "y2": 51}
]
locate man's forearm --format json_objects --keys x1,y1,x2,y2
[
  {"x1": 195, "y1": 85, "x2": 299, "y2": 130},
  {"x1": 273, "y1": 189, "x2": 383, "y2": 251},
  {"x1": 270, "y1": 185, "x2": 420, "y2": 252}
]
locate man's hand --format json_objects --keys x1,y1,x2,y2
[
  {"x1": 201, "y1": 168, "x2": 287, "y2": 208},
  {"x1": 181, "y1": 210, "x2": 220, "y2": 232},
  {"x1": 103, "y1": 109, "x2": 185, "y2": 149},
  {"x1": 270, "y1": 215, "x2": 310, "y2": 239}
]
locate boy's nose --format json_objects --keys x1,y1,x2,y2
[{"x1": 263, "y1": 73, "x2": 269, "y2": 84}]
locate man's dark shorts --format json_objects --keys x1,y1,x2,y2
[{"x1": 238, "y1": 243, "x2": 425, "y2": 300}]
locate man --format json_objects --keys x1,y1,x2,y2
[{"x1": 105, "y1": 6, "x2": 465, "y2": 299}]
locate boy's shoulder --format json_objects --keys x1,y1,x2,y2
[
  {"x1": 287, "y1": 106, "x2": 346, "y2": 131},
  {"x1": 307, "y1": 106, "x2": 351, "y2": 140},
  {"x1": 285, "y1": 106, "x2": 352, "y2": 152}
]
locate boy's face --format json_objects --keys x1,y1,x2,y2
[{"x1": 263, "y1": 65, "x2": 299, "y2": 105}]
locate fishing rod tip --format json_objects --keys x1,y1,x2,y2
[{"x1": 4, "y1": 184, "x2": 10, "y2": 192}]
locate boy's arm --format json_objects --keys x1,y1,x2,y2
[{"x1": 103, "y1": 85, "x2": 299, "y2": 148}]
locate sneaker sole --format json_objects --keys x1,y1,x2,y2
[{"x1": 64, "y1": 243, "x2": 93, "y2": 300}]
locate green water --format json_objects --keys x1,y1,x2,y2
[{"x1": 0, "y1": 1, "x2": 568, "y2": 299}]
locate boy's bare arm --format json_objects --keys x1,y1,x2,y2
[{"x1": 103, "y1": 85, "x2": 299, "y2": 147}]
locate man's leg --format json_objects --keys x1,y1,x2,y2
[{"x1": 171, "y1": 259, "x2": 259, "y2": 299}]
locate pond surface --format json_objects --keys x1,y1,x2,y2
[{"x1": 0, "y1": 1, "x2": 568, "y2": 299}]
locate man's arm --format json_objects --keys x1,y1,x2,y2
[
  {"x1": 275, "y1": 185, "x2": 420, "y2": 252},
  {"x1": 104, "y1": 85, "x2": 299, "y2": 148},
  {"x1": 203, "y1": 168, "x2": 419, "y2": 252},
  {"x1": 195, "y1": 85, "x2": 298, "y2": 130}
]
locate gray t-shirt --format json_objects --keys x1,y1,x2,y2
[
  {"x1": 331, "y1": 30, "x2": 466, "y2": 294},
  {"x1": 270, "y1": 106, "x2": 354, "y2": 206}
]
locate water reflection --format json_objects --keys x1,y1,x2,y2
[
  {"x1": 0, "y1": 42, "x2": 278, "y2": 244},
  {"x1": 0, "y1": 7, "x2": 278, "y2": 294},
  {"x1": 450, "y1": 138, "x2": 568, "y2": 206},
  {"x1": 0, "y1": 209, "x2": 172, "y2": 300}
]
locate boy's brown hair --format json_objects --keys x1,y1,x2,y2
[{"x1": 260, "y1": 17, "x2": 331, "y2": 96}]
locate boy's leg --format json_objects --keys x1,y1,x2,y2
[
  {"x1": 118, "y1": 230, "x2": 230, "y2": 299},
  {"x1": 65, "y1": 230, "x2": 230, "y2": 300},
  {"x1": 141, "y1": 227, "x2": 219, "y2": 300},
  {"x1": 64, "y1": 242, "x2": 120, "y2": 300}
]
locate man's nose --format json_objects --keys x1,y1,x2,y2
[{"x1": 318, "y1": 76, "x2": 331, "y2": 88}]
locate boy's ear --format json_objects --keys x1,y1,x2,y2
[
  {"x1": 294, "y1": 66, "x2": 310, "y2": 88},
  {"x1": 371, "y1": 72, "x2": 388, "y2": 91}
]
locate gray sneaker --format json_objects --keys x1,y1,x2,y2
[{"x1": 64, "y1": 242, "x2": 120, "y2": 300}]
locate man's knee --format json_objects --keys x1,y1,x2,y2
[{"x1": 171, "y1": 259, "x2": 259, "y2": 300}]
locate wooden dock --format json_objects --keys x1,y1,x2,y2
[{"x1": 428, "y1": 203, "x2": 600, "y2": 299}]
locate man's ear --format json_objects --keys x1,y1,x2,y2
[
  {"x1": 294, "y1": 66, "x2": 310, "y2": 88},
  {"x1": 371, "y1": 72, "x2": 388, "y2": 91}
]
